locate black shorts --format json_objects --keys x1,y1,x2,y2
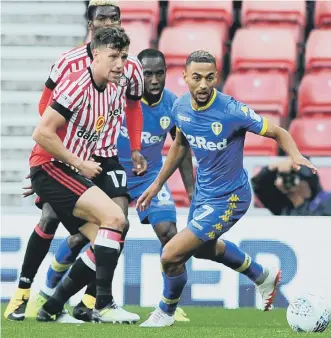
[
  {"x1": 92, "y1": 155, "x2": 131, "y2": 202},
  {"x1": 31, "y1": 161, "x2": 94, "y2": 234},
  {"x1": 34, "y1": 157, "x2": 130, "y2": 209}
]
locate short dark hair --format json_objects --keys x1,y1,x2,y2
[
  {"x1": 87, "y1": 1, "x2": 121, "y2": 21},
  {"x1": 90, "y1": 27, "x2": 130, "y2": 51},
  {"x1": 186, "y1": 50, "x2": 216, "y2": 67},
  {"x1": 137, "y1": 48, "x2": 166, "y2": 65}
]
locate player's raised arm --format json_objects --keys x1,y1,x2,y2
[
  {"x1": 136, "y1": 127, "x2": 190, "y2": 211},
  {"x1": 262, "y1": 123, "x2": 317, "y2": 173},
  {"x1": 169, "y1": 125, "x2": 195, "y2": 200}
]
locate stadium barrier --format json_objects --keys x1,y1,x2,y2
[{"x1": 1, "y1": 213, "x2": 331, "y2": 308}]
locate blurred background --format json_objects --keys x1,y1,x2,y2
[{"x1": 1, "y1": 0, "x2": 331, "y2": 307}]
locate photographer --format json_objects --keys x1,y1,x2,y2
[{"x1": 251, "y1": 158, "x2": 331, "y2": 216}]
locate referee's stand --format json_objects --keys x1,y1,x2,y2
[{"x1": 1, "y1": 0, "x2": 87, "y2": 208}]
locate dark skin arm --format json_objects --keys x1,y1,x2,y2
[
  {"x1": 137, "y1": 128, "x2": 190, "y2": 211},
  {"x1": 169, "y1": 126, "x2": 195, "y2": 200}
]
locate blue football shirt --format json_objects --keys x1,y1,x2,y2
[{"x1": 173, "y1": 88, "x2": 268, "y2": 203}]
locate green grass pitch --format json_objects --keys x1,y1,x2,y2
[{"x1": 1, "y1": 304, "x2": 330, "y2": 338}]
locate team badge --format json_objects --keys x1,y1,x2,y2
[
  {"x1": 118, "y1": 75, "x2": 129, "y2": 87},
  {"x1": 211, "y1": 122, "x2": 222, "y2": 136},
  {"x1": 95, "y1": 116, "x2": 106, "y2": 132},
  {"x1": 241, "y1": 106, "x2": 249, "y2": 116},
  {"x1": 160, "y1": 116, "x2": 171, "y2": 130}
]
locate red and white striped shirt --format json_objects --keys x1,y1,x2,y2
[
  {"x1": 45, "y1": 43, "x2": 144, "y2": 158},
  {"x1": 30, "y1": 68, "x2": 117, "y2": 167}
]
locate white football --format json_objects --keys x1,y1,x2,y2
[{"x1": 286, "y1": 293, "x2": 330, "y2": 333}]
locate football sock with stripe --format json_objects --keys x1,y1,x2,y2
[
  {"x1": 44, "y1": 237, "x2": 83, "y2": 293},
  {"x1": 159, "y1": 269, "x2": 187, "y2": 315},
  {"x1": 19, "y1": 225, "x2": 55, "y2": 289},
  {"x1": 215, "y1": 240, "x2": 265, "y2": 284},
  {"x1": 94, "y1": 228, "x2": 122, "y2": 310}
]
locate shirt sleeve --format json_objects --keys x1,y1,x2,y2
[
  {"x1": 51, "y1": 78, "x2": 83, "y2": 120},
  {"x1": 45, "y1": 53, "x2": 71, "y2": 90},
  {"x1": 125, "y1": 59, "x2": 144, "y2": 101},
  {"x1": 227, "y1": 99, "x2": 268, "y2": 136}
]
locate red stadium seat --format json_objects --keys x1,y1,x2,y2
[
  {"x1": 289, "y1": 117, "x2": 331, "y2": 156},
  {"x1": 318, "y1": 167, "x2": 331, "y2": 192},
  {"x1": 314, "y1": 0, "x2": 331, "y2": 28},
  {"x1": 231, "y1": 28, "x2": 297, "y2": 75},
  {"x1": 297, "y1": 72, "x2": 331, "y2": 117},
  {"x1": 244, "y1": 114, "x2": 279, "y2": 156},
  {"x1": 241, "y1": 0, "x2": 306, "y2": 43},
  {"x1": 117, "y1": 0, "x2": 159, "y2": 39},
  {"x1": 223, "y1": 72, "x2": 289, "y2": 120},
  {"x1": 167, "y1": 0, "x2": 232, "y2": 46},
  {"x1": 305, "y1": 29, "x2": 331, "y2": 73},
  {"x1": 121, "y1": 22, "x2": 151, "y2": 56},
  {"x1": 165, "y1": 67, "x2": 188, "y2": 98},
  {"x1": 167, "y1": 170, "x2": 190, "y2": 207},
  {"x1": 159, "y1": 25, "x2": 223, "y2": 72},
  {"x1": 168, "y1": 0, "x2": 233, "y2": 28}
]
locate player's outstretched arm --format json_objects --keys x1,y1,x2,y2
[
  {"x1": 169, "y1": 126, "x2": 195, "y2": 200},
  {"x1": 137, "y1": 128, "x2": 190, "y2": 211},
  {"x1": 32, "y1": 106, "x2": 102, "y2": 179},
  {"x1": 262, "y1": 122, "x2": 318, "y2": 173}
]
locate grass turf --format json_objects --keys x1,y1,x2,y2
[{"x1": 1, "y1": 304, "x2": 330, "y2": 338}]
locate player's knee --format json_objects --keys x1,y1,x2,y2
[
  {"x1": 39, "y1": 203, "x2": 60, "y2": 233},
  {"x1": 161, "y1": 246, "x2": 184, "y2": 275},
  {"x1": 67, "y1": 233, "x2": 89, "y2": 251},
  {"x1": 102, "y1": 212, "x2": 127, "y2": 231},
  {"x1": 156, "y1": 222, "x2": 177, "y2": 247}
]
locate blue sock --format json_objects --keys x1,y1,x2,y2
[
  {"x1": 159, "y1": 269, "x2": 187, "y2": 315},
  {"x1": 45, "y1": 238, "x2": 80, "y2": 290},
  {"x1": 219, "y1": 240, "x2": 264, "y2": 283}
]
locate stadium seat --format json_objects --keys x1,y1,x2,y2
[
  {"x1": 244, "y1": 114, "x2": 279, "y2": 156},
  {"x1": 117, "y1": 0, "x2": 159, "y2": 39},
  {"x1": 305, "y1": 29, "x2": 331, "y2": 73},
  {"x1": 297, "y1": 72, "x2": 331, "y2": 117},
  {"x1": 231, "y1": 28, "x2": 297, "y2": 76},
  {"x1": 167, "y1": 169, "x2": 190, "y2": 207},
  {"x1": 165, "y1": 67, "x2": 188, "y2": 98},
  {"x1": 289, "y1": 117, "x2": 331, "y2": 156},
  {"x1": 167, "y1": 0, "x2": 233, "y2": 46},
  {"x1": 159, "y1": 25, "x2": 223, "y2": 72},
  {"x1": 121, "y1": 22, "x2": 151, "y2": 56},
  {"x1": 318, "y1": 167, "x2": 331, "y2": 192},
  {"x1": 241, "y1": 0, "x2": 306, "y2": 43},
  {"x1": 314, "y1": 0, "x2": 331, "y2": 28},
  {"x1": 223, "y1": 72, "x2": 289, "y2": 120}
]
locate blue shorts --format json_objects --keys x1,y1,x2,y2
[
  {"x1": 187, "y1": 185, "x2": 251, "y2": 242},
  {"x1": 128, "y1": 175, "x2": 176, "y2": 227}
]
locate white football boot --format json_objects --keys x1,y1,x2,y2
[
  {"x1": 140, "y1": 308, "x2": 174, "y2": 327},
  {"x1": 92, "y1": 302, "x2": 140, "y2": 324},
  {"x1": 256, "y1": 267, "x2": 282, "y2": 311}
]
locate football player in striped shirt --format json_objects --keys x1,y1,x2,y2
[
  {"x1": 4, "y1": 0, "x2": 146, "y2": 322},
  {"x1": 28, "y1": 27, "x2": 141, "y2": 324}
]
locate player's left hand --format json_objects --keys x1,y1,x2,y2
[
  {"x1": 131, "y1": 150, "x2": 147, "y2": 176},
  {"x1": 136, "y1": 181, "x2": 161, "y2": 211},
  {"x1": 291, "y1": 155, "x2": 318, "y2": 174}
]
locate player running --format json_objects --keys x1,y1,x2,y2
[
  {"x1": 28, "y1": 27, "x2": 136, "y2": 324},
  {"x1": 4, "y1": 0, "x2": 146, "y2": 322},
  {"x1": 33, "y1": 48, "x2": 194, "y2": 324},
  {"x1": 137, "y1": 50, "x2": 318, "y2": 327}
]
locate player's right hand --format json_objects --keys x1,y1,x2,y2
[
  {"x1": 22, "y1": 173, "x2": 35, "y2": 198},
  {"x1": 77, "y1": 160, "x2": 102, "y2": 179},
  {"x1": 136, "y1": 181, "x2": 161, "y2": 211}
]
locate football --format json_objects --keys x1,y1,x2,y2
[{"x1": 286, "y1": 293, "x2": 330, "y2": 333}]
